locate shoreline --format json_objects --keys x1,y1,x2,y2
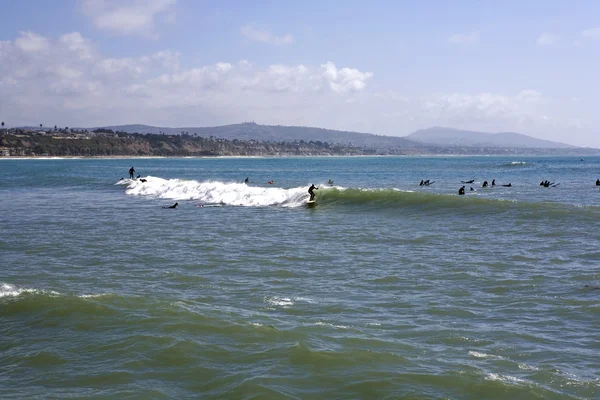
[{"x1": 1, "y1": 153, "x2": 599, "y2": 160}]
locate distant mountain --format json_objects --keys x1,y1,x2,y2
[
  {"x1": 407, "y1": 127, "x2": 575, "y2": 149},
  {"x1": 98, "y1": 123, "x2": 582, "y2": 150},
  {"x1": 100, "y1": 122, "x2": 419, "y2": 149}
]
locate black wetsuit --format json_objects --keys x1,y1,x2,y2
[{"x1": 308, "y1": 185, "x2": 317, "y2": 201}]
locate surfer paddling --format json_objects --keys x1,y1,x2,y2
[
  {"x1": 308, "y1": 184, "x2": 318, "y2": 201},
  {"x1": 162, "y1": 202, "x2": 178, "y2": 209}
]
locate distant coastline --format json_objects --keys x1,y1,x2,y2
[{"x1": 1, "y1": 126, "x2": 598, "y2": 158}]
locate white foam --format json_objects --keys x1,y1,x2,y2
[
  {"x1": 315, "y1": 321, "x2": 349, "y2": 329},
  {"x1": 266, "y1": 296, "x2": 294, "y2": 307},
  {"x1": 485, "y1": 373, "x2": 525, "y2": 384},
  {"x1": 120, "y1": 177, "x2": 318, "y2": 207},
  {"x1": 469, "y1": 351, "x2": 504, "y2": 360},
  {"x1": 0, "y1": 282, "x2": 60, "y2": 298}
]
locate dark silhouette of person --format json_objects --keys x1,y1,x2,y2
[
  {"x1": 462, "y1": 179, "x2": 474, "y2": 184},
  {"x1": 458, "y1": 186, "x2": 465, "y2": 195},
  {"x1": 491, "y1": 179, "x2": 496, "y2": 186},
  {"x1": 482, "y1": 180, "x2": 488, "y2": 188},
  {"x1": 139, "y1": 178, "x2": 147, "y2": 183},
  {"x1": 420, "y1": 180, "x2": 424, "y2": 186},
  {"x1": 163, "y1": 202, "x2": 178, "y2": 209},
  {"x1": 244, "y1": 177, "x2": 249, "y2": 184},
  {"x1": 596, "y1": 179, "x2": 600, "y2": 186},
  {"x1": 470, "y1": 187, "x2": 475, "y2": 191},
  {"x1": 129, "y1": 167, "x2": 135, "y2": 179},
  {"x1": 308, "y1": 184, "x2": 318, "y2": 201},
  {"x1": 502, "y1": 183, "x2": 512, "y2": 187}
]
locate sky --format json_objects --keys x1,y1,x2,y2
[{"x1": 0, "y1": 0, "x2": 599, "y2": 147}]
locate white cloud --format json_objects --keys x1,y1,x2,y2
[
  {"x1": 448, "y1": 31, "x2": 480, "y2": 45},
  {"x1": 240, "y1": 25, "x2": 294, "y2": 45},
  {"x1": 537, "y1": 32, "x2": 559, "y2": 47},
  {"x1": 320, "y1": 62, "x2": 373, "y2": 93},
  {"x1": 0, "y1": 31, "x2": 373, "y2": 128},
  {"x1": 581, "y1": 26, "x2": 600, "y2": 40},
  {"x1": 0, "y1": 30, "x2": 595, "y2": 146},
  {"x1": 81, "y1": 0, "x2": 177, "y2": 38},
  {"x1": 15, "y1": 31, "x2": 50, "y2": 53}
]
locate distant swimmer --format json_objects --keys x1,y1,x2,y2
[
  {"x1": 461, "y1": 180, "x2": 475, "y2": 184},
  {"x1": 308, "y1": 184, "x2": 318, "y2": 201},
  {"x1": 491, "y1": 179, "x2": 496, "y2": 186},
  {"x1": 420, "y1": 180, "x2": 424, "y2": 186},
  {"x1": 458, "y1": 186, "x2": 465, "y2": 195},
  {"x1": 501, "y1": 183, "x2": 512, "y2": 187},
  {"x1": 540, "y1": 180, "x2": 554, "y2": 187},
  {"x1": 139, "y1": 178, "x2": 147, "y2": 183},
  {"x1": 482, "y1": 180, "x2": 488, "y2": 188},
  {"x1": 584, "y1": 285, "x2": 600, "y2": 289},
  {"x1": 268, "y1": 180, "x2": 274, "y2": 185},
  {"x1": 470, "y1": 187, "x2": 475, "y2": 191},
  {"x1": 129, "y1": 167, "x2": 135, "y2": 179},
  {"x1": 328, "y1": 179, "x2": 334, "y2": 185},
  {"x1": 596, "y1": 179, "x2": 600, "y2": 186},
  {"x1": 244, "y1": 177, "x2": 249, "y2": 184},
  {"x1": 162, "y1": 202, "x2": 178, "y2": 209}
]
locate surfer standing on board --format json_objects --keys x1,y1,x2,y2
[
  {"x1": 308, "y1": 184, "x2": 318, "y2": 201},
  {"x1": 129, "y1": 167, "x2": 135, "y2": 179}
]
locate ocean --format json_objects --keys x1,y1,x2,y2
[{"x1": 1, "y1": 156, "x2": 599, "y2": 399}]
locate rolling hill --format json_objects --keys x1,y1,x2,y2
[
  {"x1": 406, "y1": 127, "x2": 575, "y2": 149},
  {"x1": 98, "y1": 123, "x2": 582, "y2": 150}
]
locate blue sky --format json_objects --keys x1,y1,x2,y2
[{"x1": 0, "y1": 0, "x2": 599, "y2": 146}]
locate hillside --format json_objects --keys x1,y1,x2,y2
[
  {"x1": 407, "y1": 127, "x2": 575, "y2": 149},
  {"x1": 100, "y1": 122, "x2": 420, "y2": 150}
]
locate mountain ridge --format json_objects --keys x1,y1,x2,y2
[
  {"x1": 407, "y1": 127, "x2": 575, "y2": 149},
  {"x1": 95, "y1": 123, "x2": 578, "y2": 149}
]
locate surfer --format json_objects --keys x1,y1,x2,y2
[
  {"x1": 420, "y1": 180, "x2": 424, "y2": 186},
  {"x1": 268, "y1": 180, "x2": 274, "y2": 185},
  {"x1": 328, "y1": 179, "x2": 334, "y2": 185},
  {"x1": 163, "y1": 202, "x2": 178, "y2": 209},
  {"x1": 491, "y1": 179, "x2": 496, "y2": 186},
  {"x1": 308, "y1": 184, "x2": 318, "y2": 201},
  {"x1": 501, "y1": 183, "x2": 512, "y2": 187},
  {"x1": 470, "y1": 187, "x2": 475, "y2": 191},
  {"x1": 461, "y1": 179, "x2": 474, "y2": 184},
  {"x1": 596, "y1": 179, "x2": 600, "y2": 186},
  {"x1": 458, "y1": 186, "x2": 465, "y2": 195},
  {"x1": 482, "y1": 180, "x2": 488, "y2": 188},
  {"x1": 129, "y1": 167, "x2": 135, "y2": 179},
  {"x1": 244, "y1": 177, "x2": 249, "y2": 184},
  {"x1": 139, "y1": 178, "x2": 147, "y2": 183}
]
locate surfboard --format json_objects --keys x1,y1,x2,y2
[{"x1": 306, "y1": 200, "x2": 316, "y2": 206}]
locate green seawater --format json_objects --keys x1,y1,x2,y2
[{"x1": 1, "y1": 156, "x2": 599, "y2": 399}]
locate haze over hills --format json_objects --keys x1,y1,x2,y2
[
  {"x1": 99, "y1": 122, "x2": 582, "y2": 150},
  {"x1": 100, "y1": 122, "x2": 419, "y2": 149},
  {"x1": 407, "y1": 127, "x2": 575, "y2": 149}
]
